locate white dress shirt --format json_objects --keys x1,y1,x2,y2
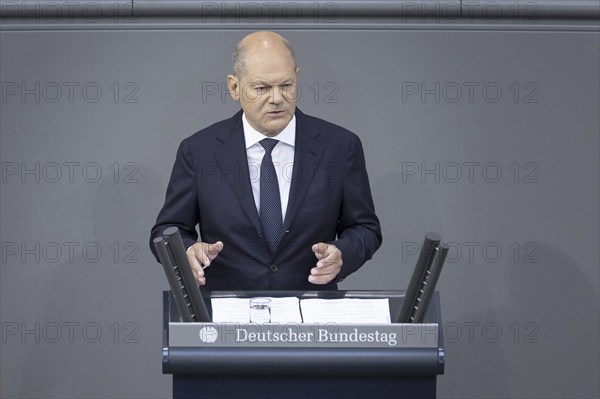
[{"x1": 242, "y1": 113, "x2": 296, "y2": 222}]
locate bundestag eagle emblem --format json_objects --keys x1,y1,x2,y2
[{"x1": 199, "y1": 326, "x2": 218, "y2": 343}]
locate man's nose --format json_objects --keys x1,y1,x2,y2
[{"x1": 269, "y1": 86, "x2": 284, "y2": 104}]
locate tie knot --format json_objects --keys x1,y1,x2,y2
[{"x1": 260, "y1": 138, "x2": 278, "y2": 154}]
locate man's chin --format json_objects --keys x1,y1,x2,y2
[
  {"x1": 261, "y1": 118, "x2": 292, "y2": 136},
  {"x1": 263, "y1": 128, "x2": 285, "y2": 137}
]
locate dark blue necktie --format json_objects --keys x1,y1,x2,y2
[{"x1": 259, "y1": 138, "x2": 283, "y2": 253}]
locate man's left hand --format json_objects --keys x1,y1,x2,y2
[{"x1": 309, "y1": 243, "x2": 343, "y2": 284}]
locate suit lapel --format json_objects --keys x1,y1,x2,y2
[
  {"x1": 213, "y1": 111, "x2": 262, "y2": 234},
  {"x1": 283, "y1": 110, "x2": 325, "y2": 231}
]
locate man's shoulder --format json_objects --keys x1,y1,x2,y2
[
  {"x1": 298, "y1": 110, "x2": 360, "y2": 143},
  {"x1": 183, "y1": 110, "x2": 243, "y2": 145}
]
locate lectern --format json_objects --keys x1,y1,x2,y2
[{"x1": 162, "y1": 290, "x2": 445, "y2": 399}]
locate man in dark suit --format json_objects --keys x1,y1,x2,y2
[{"x1": 150, "y1": 31, "x2": 381, "y2": 291}]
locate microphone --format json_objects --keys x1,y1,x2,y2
[
  {"x1": 154, "y1": 227, "x2": 211, "y2": 322},
  {"x1": 395, "y1": 232, "x2": 448, "y2": 323}
]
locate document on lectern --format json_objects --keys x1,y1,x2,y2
[
  {"x1": 211, "y1": 297, "x2": 390, "y2": 324},
  {"x1": 300, "y1": 298, "x2": 391, "y2": 324},
  {"x1": 211, "y1": 297, "x2": 303, "y2": 323}
]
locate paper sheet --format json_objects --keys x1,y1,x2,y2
[
  {"x1": 300, "y1": 298, "x2": 391, "y2": 324},
  {"x1": 211, "y1": 297, "x2": 302, "y2": 323}
]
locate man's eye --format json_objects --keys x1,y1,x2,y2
[{"x1": 255, "y1": 86, "x2": 267, "y2": 92}]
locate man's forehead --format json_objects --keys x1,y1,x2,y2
[{"x1": 241, "y1": 69, "x2": 297, "y2": 84}]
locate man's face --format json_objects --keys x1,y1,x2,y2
[{"x1": 228, "y1": 49, "x2": 298, "y2": 137}]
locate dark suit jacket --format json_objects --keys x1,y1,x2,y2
[{"x1": 150, "y1": 108, "x2": 382, "y2": 291}]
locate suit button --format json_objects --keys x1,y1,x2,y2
[{"x1": 270, "y1": 264, "x2": 278, "y2": 272}]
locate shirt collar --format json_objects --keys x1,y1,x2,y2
[{"x1": 242, "y1": 112, "x2": 296, "y2": 149}]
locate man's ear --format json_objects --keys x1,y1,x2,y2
[{"x1": 227, "y1": 74, "x2": 240, "y2": 102}]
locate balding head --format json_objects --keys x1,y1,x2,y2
[{"x1": 232, "y1": 31, "x2": 298, "y2": 77}]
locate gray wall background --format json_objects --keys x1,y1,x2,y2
[{"x1": 1, "y1": 2, "x2": 599, "y2": 398}]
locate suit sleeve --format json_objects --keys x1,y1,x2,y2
[
  {"x1": 333, "y1": 136, "x2": 383, "y2": 280},
  {"x1": 149, "y1": 139, "x2": 200, "y2": 261}
]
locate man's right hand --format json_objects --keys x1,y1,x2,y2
[{"x1": 186, "y1": 241, "x2": 224, "y2": 285}]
